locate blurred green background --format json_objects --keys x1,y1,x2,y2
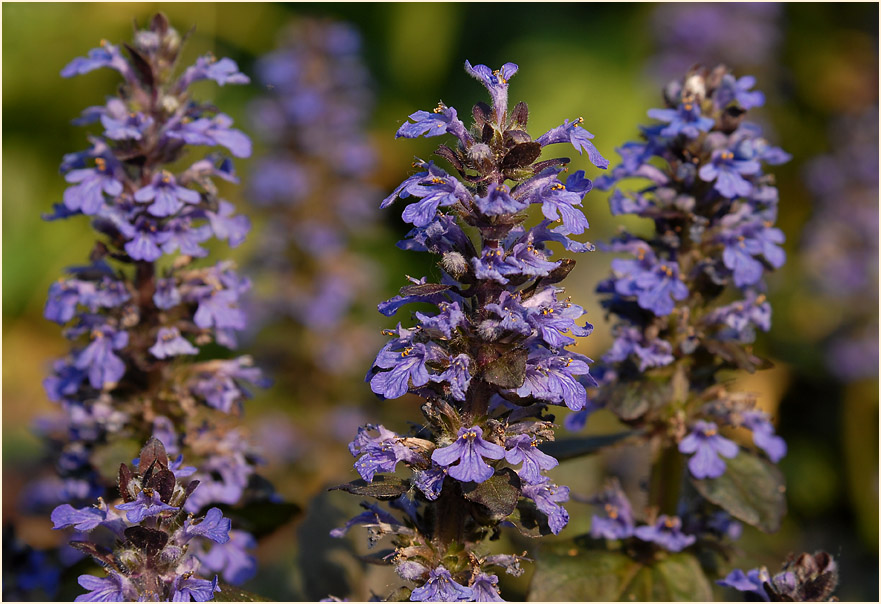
[{"x1": 3, "y1": 2, "x2": 878, "y2": 601}]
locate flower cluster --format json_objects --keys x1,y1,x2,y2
[
  {"x1": 50, "y1": 438, "x2": 230, "y2": 601},
  {"x1": 331, "y1": 60, "x2": 607, "y2": 601},
  {"x1": 33, "y1": 14, "x2": 264, "y2": 587},
  {"x1": 802, "y1": 108, "x2": 879, "y2": 381},
  {"x1": 585, "y1": 65, "x2": 789, "y2": 487},
  {"x1": 246, "y1": 19, "x2": 382, "y2": 377}
]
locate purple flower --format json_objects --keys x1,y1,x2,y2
[
  {"x1": 536, "y1": 117, "x2": 609, "y2": 169},
  {"x1": 369, "y1": 342, "x2": 432, "y2": 400},
  {"x1": 715, "y1": 74, "x2": 765, "y2": 110},
  {"x1": 410, "y1": 566, "x2": 474, "y2": 602},
  {"x1": 124, "y1": 218, "x2": 172, "y2": 262},
  {"x1": 50, "y1": 503, "x2": 105, "y2": 531},
  {"x1": 472, "y1": 246, "x2": 513, "y2": 284},
  {"x1": 391, "y1": 166, "x2": 471, "y2": 227},
  {"x1": 396, "y1": 105, "x2": 469, "y2": 145},
  {"x1": 615, "y1": 255, "x2": 688, "y2": 317},
  {"x1": 504, "y1": 434, "x2": 558, "y2": 484},
  {"x1": 521, "y1": 479, "x2": 570, "y2": 535},
  {"x1": 471, "y1": 573, "x2": 505, "y2": 602},
  {"x1": 160, "y1": 217, "x2": 213, "y2": 257},
  {"x1": 741, "y1": 411, "x2": 786, "y2": 463},
  {"x1": 475, "y1": 184, "x2": 528, "y2": 216},
  {"x1": 167, "y1": 114, "x2": 252, "y2": 158},
  {"x1": 464, "y1": 60, "x2": 518, "y2": 119},
  {"x1": 134, "y1": 171, "x2": 201, "y2": 217},
  {"x1": 698, "y1": 149, "x2": 760, "y2": 198},
  {"x1": 634, "y1": 515, "x2": 696, "y2": 552},
  {"x1": 62, "y1": 159, "x2": 123, "y2": 215},
  {"x1": 678, "y1": 420, "x2": 739, "y2": 479},
  {"x1": 349, "y1": 424, "x2": 419, "y2": 482},
  {"x1": 707, "y1": 291, "x2": 771, "y2": 342},
  {"x1": 413, "y1": 465, "x2": 447, "y2": 501},
  {"x1": 193, "y1": 289, "x2": 247, "y2": 332},
  {"x1": 115, "y1": 489, "x2": 178, "y2": 523},
  {"x1": 513, "y1": 353, "x2": 594, "y2": 411},
  {"x1": 196, "y1": 530, "x2": 257, "y2": 586},
  {"x1": 430, "y1": 354, "x2": 472, "y2": 401},
  {"x1": 74, "y1": 572, "x2": 135, "y2": 602},
  {"x1": 717, "y1": 567, "x2": 781, "y2": 602},
  {"x1": 61, "y1": 41, "x2": 132, "y2": 80},
  {"x1": 431, "y1": 426, "x2": 505, "y2": 484},
  {"x1": 154, "y1": 278, "x2": 182, "y2": 310},
  {"x1": 206, "y1": 200, "x2": 250, "y2": 247},
  {"x1": 172, "y1": 575, "x2": 220, "y2": 602},
  {"x1": 603, "y1": 326, "x2": 674, "y2": 371},
  {"x1": 183, "y1": 507, "x2": 231, "y2": 544},
  {"x1": 589, "y1": 482, "x2": 635, "y2": 540},
  {"x1": 74, "y1": 324, "x2": 128, "y2": 389},
  {"x1": 647, "y1": 102, "x2": 714, "y2": 139},
  {"x1": 149, "y1": 327, "x2": 199, "y2": 359},
  {"x1": 533, "y1": 171, "x2": 592, "y2": 235},
  {"x1": 180, "y1": 56, "x2": 250, "y2": 89}
]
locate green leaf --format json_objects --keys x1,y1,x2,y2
[
  {"x1": 329, "y1": 475, "x2": 409, "y2": 500},
  {"x1": 527, "y1": 543, "x2": 713, "y2": 601},
  {"x1": 482, "y1": 346, "x2": 528, "y2": 389},
  {"x1": 597, "y1": 379, "x2": 671, "y2": 421},
  {"x1": 462, "y1": 468, "x2": 521, "y2": 518},
  {"x1": 690, "y1": 450, "x2": 786, "y2": 532},
  {"x1": 539, "y1": 431, "x2": 636, "y2": 462},
  {"x1": 213, "y1": 582, "x2": 273, "y2": 602}
]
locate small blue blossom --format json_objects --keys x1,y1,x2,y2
[
  {"x1": 349, "y1": 424, "x2": 419, "y2": 482},
  {"x1": 430, "y1": 354, "x2": 472, "y2": 402},
  {"x1": 699, "y1": 149, "x2": 761, "y2": 198},
  {"x1": 410, "y1": 565, "x2": 474, "y2": 602},
  {"x1": 167, "y1": 114, "x2": 252, "y2": 158},
  {"x1": 504, "y1": 434, "x2": 558, "y2": 484},
  {"x1": 513, "y1": 352, "x2": 594, "y2": 411},
  {"x1": 678, "y1": 420, "x2": 739, "y2": 479},
  {"x1": 464, "y1": 60, "x2": 518, "y2": 120},
  {"x1": 715, "y1": 74, "x2": 765, "y2": 110},
  {"x1": 536, "y1": 118, "x2": 609, "y2": 169},
  {"x1": 196, "y1": 530, "x2": 258, "y2": 586},
  {"x1": 183, "y1": 507, "x2": 231, "y2": 545},
  {"x1": 149, "y1": 327, "x2": 199, "y2": 359},
  {"x1": 74, "y1": 572, "x2": 135, "y2": 602},
  {"x1": 476, "y1": 183, "x2": 529, "y2": 216},
  {"x1": 431, "y1": 426, "x2": 505, "y2": 484},
  {"x1": 647, "y1": 101, "x2": 714, "y2": 138},
  {"x1": 369, "y1": 342, "x2": 433, "y2": 400},
  {"x1": 521, "y1": 479, "x2": 570, "y2": 535},
  {"x1": 396, "y1": 105, "x2": 470, "y2": 145},
  {"x1": 134, "y1": 171, "x2": 201, "y2": 217},
  {"x1": 115, "y1": 489, "x2": 178, "y2": 523},
  {"x1": 74, "y1": 324, "x2": 128, "y2": 389},
  {"x1": 741, "y1": 410, "x2": 787, "y2": 463},
  {"x1": 50, "y1": 503, "x2": 105, "y2": 532},
  {"x1": 180, "y1": 56, "x2": 250, "y2": 89},
  {"x1": 634, "y1": 515, "x2": 696, "y2": 552},
  {"x1": 61, "y1": 41, "x2": 133, "y2": 80},
  {"x1": 471, "y1": 573, "x2": 505, "y2": 602},
  {"x1": 171, "y1": 575, "x2": 221, "y2": 602},
  {"x1": 62, "y1": 160, "x2": 123, "y2": 215}
]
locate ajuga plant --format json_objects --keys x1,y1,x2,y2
[
  {"x1": 33, "y1": 14, "x2": 271, "y2": 593},
  {"x1": 50, "y1": 438, "x2": 232, "y2": 601},
  {"x1": 246, "y1": 18, "x2": 382, "y2": 418},
  {"x1": 718, "y1": 550, "x2": 839, "y2": 602},
  {"x1": 802, "y1": 108, "x2": 879, "y2": 382},
  {"x1": 530, "y1": 66, "x2": 795, "y2": 600},
  {"x1": 329, "y1": 61, "x2": 608, "y2": 601}
]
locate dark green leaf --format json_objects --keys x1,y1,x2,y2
[
  {"x1": 385, "y1": 586, "x2": 413, "y2": 602},
  {"x1": 691, "y1": 450, "x2": 786, "y2": 532},
  {"x1": 528, "y1": 543, "x2": 713, "y2": 601},
  {"x1": 598, "y1": 379, "x2": 672, "y2": 421},
  {"x1": 502, "y1": 142, "x2": 542, "y2": 170},
  {"x1": 482, "y1": 346, "x2": 528, "y2": 389},
  {"x1": 329, "y1": 475, "x2": 409, "y2": 500},
  {"x1": 539, "y1": 431, "x2": 636, "y2": 462},
  {"x1": 505, "y1": 499, "x2": 554, "y2": 538},
  {"x1": 213, "y1": 582, "x2": 273, "y2": 602},
  {"x1": 462, "y1": 468, "x2": 521, "y2": 518}
]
